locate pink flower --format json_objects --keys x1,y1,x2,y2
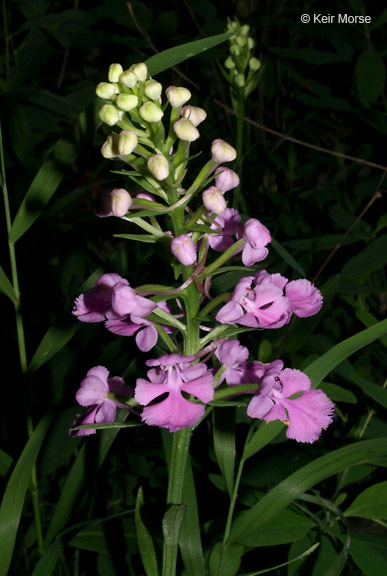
[
  {"x1": 171, "y1": 235, "x2": 197, "y2": 265},
  {"x1": 215, "y1": 167, "x2": 240, "y2": 192},
  {"x1": 208, "y1": 208, "x2": 241, "y2": 252},
  {"x1": 238, "y1": 218, "x2": 271, "y2": 266},
  {"x1": 135, "y1": 354, "x2": 214, "y2": 432},
  {"x1": 72, "y1": 273, "x2": 129, "y2": 323},
  {"x1": 70, "y1": 366, "x2": 131, "y2": 436},
  {"x1": 247, "y1": 368, "x2": 334, "y2": 443}
]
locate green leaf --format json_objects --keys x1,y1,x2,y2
[
  {"x1": 162, "y1": 505, "x2": 186, "y2": 573},
  {"x1": 145, "y1": 32, "x2": 233, "y2": 76},
  {"x1": 135, "y1": 487, "x2": 159, "y2": 576},
  {"x1": 28, "y1": 325, "x2": 79, "y2": 372},
  {"x1": 0, "y1": 413, "x2": 52, "y2": 576},
  {"x1": 0, "y1": 449, "x2": 13, "y2": 477},
  {"x1": 213, "y1": 408, "x2": 236, "y2": 497},
  {"x1": 341, "y1": 235, "x2": 387, "y2": 279},
  {"x1": 31, "y1": 539, "x2": 64, "y2": 576},
  {"x1": 243, "y1": 421, "x2": 284, "y2": 461},
  {"x1": 69, "y1": 518, "x2": 135, "y2": 551},
  {"x1": 9, "y1": 101, "x2": 101, "y2": 243},
  {"x1": 0, "y1": 266, "x2": 17, "y2": 304},
  {"x1": 114, "y1": 233, "x2": 161, "y2": 243},
  {"x1": 318, "y1": 382, "x2": 357, "y2": 404},
  {"x1": 344, "y1": 481, "x2": 387, "y2": 522},
  {"x1": 271, "y1": 237, "x2": 306, "y2": 276},
  {"x1": 238, "y1": 543, "x2": 320, "y2": 576},
  {"x1": 236, "y1": 507, "x2": 315, "y2": 547},
  {"x1": 355, "y1": 309, "x2": 387, "y2": 348},
  {"x1": 350, "y1": 372, "x2": 387, "y2": 408},
  {"x1": 227, "y1": 439, "x2": 387, "y2": 545},
  {"x1": 356, "y1": 50, "x2": 386, "y2": 106},
  {"x1": 349, "y1": 539, "x2": 387, "y2": 576},
  {"x1": 371, "y1": 8, "x2": 387, "y2": 30},
  {"x1": 304, "y1": 319, "x2": 387, "y2": 388},
  {"x1": 209, "y1": 542, "x2": 244, "y2": 576}
]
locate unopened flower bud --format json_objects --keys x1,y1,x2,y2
[
  {"x1": 111, "y1": 188, "x2": 132, "y2": 216},
  {"x1": 235, "y1": 74, "x2": 245, "y2": 88},
  {"x1": 108, "y1": 63, "x2": 123, "y2": 83},
  {"x1": 136, "y1": 191, "x2": 155, "y2": 201},
  {"x1": 99, "y1": 104, "x2": 120, "y2": 126},
  {"x1": 211, "y1": 139, "x2": 237, "y2": 163},
  {"x1": 147, "y1": 154, "x2": 170, "y2": 181},
  {"x1": 118, "y1": 130, "x2": 138, "y2": 155},
  {"x1": 166, "y1": 86, "x2": 191, "y2": 108},
  {"x1": 116, "y1": 93, "x2": 138, "y2": 111},
  {"x1": 174, "y1": 118, "x2": 200, "y2": 142},
  {"x1": 119, "y1": 70, "x2": 137, "y2": 88},
  {"x1": 240, "y1": 24, "x2": 250, "y2": 36},
  {"x1": 181, "y1": 105, "x2": 207, "y2": 127},
  {"x1": 145, "y1": 80, "x2": 162, "y2": 100},
  {"x1": 249, "y1": 57, "x2": 261, "y2": 71},
  {"x1": 96, "y1": 82, "x2": 117, "y2": 99},
  {"x1": 101, "y1": 134, "x2": 119, "y2": 158},
  {"x1": 139, "y1": 101, "x2": 164, "y2": 122},
  {"x1": 132, "y1": 63, "x2": 148, "y2": 82},
  {"x1": 247, "y1": 38, "x2": 255, "y2": 50},
  {"x1": 224, "y1": 56, "x2": 236, "y2": 69},
  {"x1": 202, "y1": 186, "x2": 227, "y2": 214},
  {"x1": 230, "y1": 45, "x2": 240, "y2": 57},
  {"x1": 215, "y1": 167, "x2": 240, "y2": 192},
  {"x1": 171, "y1": 235, "x2": 197, "y2": 265},
  {"x1": 235, "y1": 35, "x2": 246, "y2": 48}
]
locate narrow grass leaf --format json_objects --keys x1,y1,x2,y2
[
  {"x1": 135, "y1": 487, "x2": 159, "y2": 576},
  {"x1": 0, "y1": 266, "x2": 17, "y2": 304},
  {"x1": 271, "y1": 237, "x2": 306, "y2": 276},
  {"x1": 350, "y1": 372, "x2": 387, "y2": 408},
  {"x1": 227, "y1": 439, "x2": 387, "y2": 545},
  {"x1": 243, "y1": 421, "x2": 284, "y2": 461},
  {"x1": 30, "y1": 540, "x2": 64, "y2": 576},
  {"x1": 0, "y1": 449, "x2": 13, "y2": 477},
  {"x1": 236, "y1": 543, "x2": 319, "y2": 575},
  {"x1": 0, "y1": 413, "x2": 52, "y2": 576},
  {"x1": 29, "y1": 325, "x2": 79, "y2": 372},
  {"x1": 213, "y1": 408, "x2": 236, "y2": 496},
  {"x1": 146, "y1": 32, "x2": 233, "y2": 76}
]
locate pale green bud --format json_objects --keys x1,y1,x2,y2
[
  {"x1": 240, "y1": 24, "x2": 250, "y2": 36},
  {"x1": 173, "y1": 118, "x2": 200, "y2": 142},
  {"x1": 166, "y1": 86, "x2": 191, "y2": 108},
  {"x1": 132, "y1": 62, "x2": 148, "y2": 82},
  {"x1": 119, "y1": 70, "x2": 137, "y2": 88},
  {"x1": 139, "y1": 101, "x2": 164, "y2": 122},
  {"x1": 118, "y1": 130, "x2": 138, "y2": 155},
  {"x1": 96, "y1": 82, "x2": 116, "y2": 99},
  {"x1": 99, "y1": 104, "x2": 120, "y2": 126},
  {"x1": 235, "y1": 74, "x2": 245, "y2": 88},
  {"x1": 230, "y1": 45, "x2": 240, "y2": 57},
  {"x1": 108, "y1": 63, "x2": 123, "y2": 83},
  {"x1": 235, "y1": 35, "x2": 246, "y2": 48},
  {"x1": 224, "y1": 56, "x2": 236, "y2": 69},
  {"x1": 181, "y1": 105, "x2": 207, "y2": 127},
  {"x1": 247, "y1": 37, "x2": 255, "y2": 50},
  {"x1": 116, "y1": 93, "x2": 139, "y2": 111},
  {"x1": 101, "y1": 134, "x2": 119, "y2": 158},
  {"x1": 145, "y1": 80, "x2": 162, "y2": 100},
  {"x1": 202, "y1": 186, "x2": 227, "y2": 214},
  {"x1": 249, "y1": 57, "x2": 261, "y2": 71},
  {"x1": 147, "y1": 154, "x2": 170, "y2": 181}
]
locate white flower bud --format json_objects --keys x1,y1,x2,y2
[
  {"x1": 249, "y1": 57, "x2": 261, "y2": 71},
  {"x1": 96, "y1": 82, "x2": 117, "y2": 99},
  {"x1": 101, "y1": 134, "x2": 119, "y2": 158},
  {"x1": 202, "y1": 187, "x2": 227, "y2": 214},
  {"x1": 99, "y1": 104, "x2": 120, "y2": 126},
  {"x1": 166, "y1": 86, "x2": 191, "y2": 108},
  {"x1": 181, "y1": 105, "x2": 207, "y2": 127},
  {"x1": 147, "y1": 154, "x2": 170, "y2": 181},
  {"x1": 139, "y1": 101, "x2": 164, "y2": 122},
  {"x1": 132, "y1": 62, "x2": 148, "y2": 82},
  {"x1": 108, "y1": 63, "x2": 123, "y2": 83},
  {"x1": 118, "y1": 130, "x2": 138, "y2": 155},
  {"x1": 211, "y1": 139, "x2": 237, "y2": 163},
  {"x1": 145, "y1": 80, "x2": 162, "y2": 100},
  {"x1": 173, "y1": 118, "x2": 200, "y2": 142},
  {"x1": 111, "y1": 188, "x2": 132, "y2": 216},
  {"x1": 116, "y1": 93, "x2": 139, "y2": 111},
  {"x1": 119, "y1": 70, "x2": 137, "y2": 88}
]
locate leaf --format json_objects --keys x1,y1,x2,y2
[
  {"x1": 243, "y1": 421, "x2": 284, "y2": 461},
  {"x1": 238, "y1": 543, "x2": 320, "y2": 576},
  {"x1": 371, "y1": 8, "x2": 387, "y2": 30},
  {"x1": 271, "y1": 237, "x2": 306, "y2": 276},
  {"x1": 0, "y1": 266, "x2": 17, "y2": 304},
  {"x1": 344, "y1": 481, "x2": 387, "y2": 522},
  {"x1": 355, "y1": 309, "x2": 387, "y2": 348},
  {"x1": 227, "y1": 438, "x2": 387, "y2": 545},
  {"x1": 213, "y1": 408, "x2": 236, "y2": 497},
  {"x1": 341, "y1": 235, "x2": 387, "y2": 279},
  {"x1": 350, "y1": 371, "x2": 387, "y2": 408},
  {"x1": 30, "y1": 540, "x2": 65, "y2": 576},
  {"x1": 304, "y1": 319, "x2": 387, "y2": 388},
  {"x1": 349, "y1": 539, "x2": 387, "y2": 576},
  {"x1": 318, "y1": 382, "x2": 357, "y2": 404},
  {"x1": 209, "y1": 542, "x2": 244, "y2": 576},
  {"x1": 114, "y1": 233, "x2": 161, "y2": 243},
  {"x1": 0, "y1": 413, "x2": 52, "y2": 576},
  {"x1": 0, "y1": 449, "x2": 13, "y2": 477},
  {"x1": 236, "y1": 507, "x2": 315, "y2": 547},
  {"x1": 135, "y1": 487, "x2": 159, "y2": 576},
  {"x1": 356, "y1": 50, "x2": 386, "y2": 106},
  {"x1": 28, "y1": 325, "x2": 79, "y2": 372},
  {"x1": 145, "y1": 32, "x2": 233, "y2": 76}
]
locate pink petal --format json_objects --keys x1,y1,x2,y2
[
  {"x1": 283, "y1": 389, "x2": 334, "y2": 443},
  {"x1": 216, "y1": 302, "x2": 245, "y2": 324},
  {"x1": 182, "y1": 373, "x2": 214, "y2": 403},
  {"x1": 95, "y1": 399, "x2": 116, "y2": 423},
  {"x1": 105, "y1": 318, "x2": 140, "y2": 337},
  {"x1": 247, "y1": 394, "x2": 275, "y2": 419},
  {"x1": 285, "y1": 279, "x2": 323, "y2": 317},
  {"x1": 111, "y1": 283, "x2": 139, "y2": 316},
  {"x1": 135, "y1": 380, "x2": 168, "y2": 405},
  {"x1": 280, "y1": 368, "x2": 311, "y2": 397},
  {"x1": 242, "y1": 245, "x2": 269, "y2": 266},
  {"x1": 135, "y1": 325, "x2": 158, "y2": 352},
  {"x1": 141, "y1": 395, "x2": 205, "y2": 431}
]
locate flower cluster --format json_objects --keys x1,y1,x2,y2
[{"x1": 69, "y1": 61, "x2": 334, "y2": 444}]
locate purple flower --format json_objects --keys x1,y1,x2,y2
[
  {"x1": 171, "y1": 235, "x2": 197, "y2": 265},
  {"x1": 135, "y1": 354, "x2": 214, "y2": 432},
  {"x1": 247, "y1": 368, "x2": 334, "y2": 443},
  {"x1": 72, "y1": 273, "x2": 129, "y2": 323},
  {"x1": 208, "y1": 208, "x2": 241, "y2": 252},
  {"x1": 70, "y1": 366, "x2": 131, "y2": 436},
  {"x1": 238, "y1": 218, "x2": 271, "y2": 266},
  {"x1": 215, "y1": 167, "x2": 240, "y2": 192}
]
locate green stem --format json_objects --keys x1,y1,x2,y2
[{"x1": 0, "y1": 123, "x2": 44, "y2": 553}]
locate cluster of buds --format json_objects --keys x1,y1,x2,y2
[
  {"x1": 223, "y1": 18, "x2": 263, "y2": 98},
  {"x1": 69, "y1": 61, "x2": 334, "y2": 444}
]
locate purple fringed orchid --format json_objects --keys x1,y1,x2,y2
[
  {"x1": 247, "y1": 368, "x2": 334, "y2": 443},
  {"x1": 70, "y1": 366, "x2": 131, "y2": 436},
  {"x1": 135, "y1": 354, "x2": 214, "y2": 432},
  {"x1": 208, "y1": 208, "x2": 241, "y2": 252},
  {"x1": 238, "y1": 218, "x2": 271, "y2": 266},
  {"x1": 72, "y1": 273, "x2": 128, "y2": 322}
]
